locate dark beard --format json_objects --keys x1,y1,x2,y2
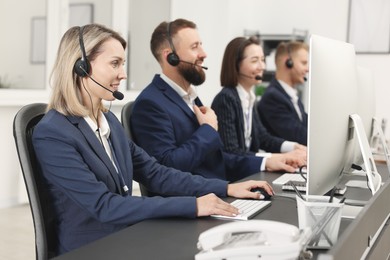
[{"x1": 178, "y1": 64, "x2": 206, "y2": 86}]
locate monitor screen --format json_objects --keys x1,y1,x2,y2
[{"x1": 306, "y1": 34, "x2": 359, "y2": 196}]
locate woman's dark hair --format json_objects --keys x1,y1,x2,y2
[{"x1": 220, "y1": 36, "x2": 260, "y2": 88}]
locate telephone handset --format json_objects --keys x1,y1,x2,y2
[{"x1": 195, "y1": 220, "x2": 310, "y2": 260}]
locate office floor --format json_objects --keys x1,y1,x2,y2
[
  {"x1": 0, "y1": 204, "x2": 34, "y2": 260},
  {"x1": 0, "y1": 185, "x2": 141, "y2": 260}
]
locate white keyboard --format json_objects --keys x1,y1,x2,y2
[
  {"x1": 282, "y1": 182, "x2": 347, "y2": 195},
  {"x1": 273, "y1": 173, "x2": 346, "y2": 195},
  {"x1": 272, "y1": 173, "x2": 306, "y2": 185},
  {"x1": 211, "y1": 199, "x2": 271, "y2": 220}
]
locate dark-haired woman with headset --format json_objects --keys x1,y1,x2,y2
[
  {"x1": 32, "y1": 24, "x2": 274, "y2": 256},
  {"x1": 212, "y1": 37, "x2": 306, "y2": 159}
]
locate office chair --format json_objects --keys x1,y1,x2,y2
[
  {"x1": 13, "y1": 103, "x2": 58, "y2": 260},
  {"x1": 120, "y1": 101, "x2": 135, "y2": 140},
  {"x1": 120, "y1": 101, "x2": 152, "y2": 197}
]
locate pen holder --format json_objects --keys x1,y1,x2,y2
[{"x1": 296, "y1": 195, "x2": 343, "y2": 249}]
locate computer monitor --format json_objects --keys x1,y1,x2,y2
[
  {"x1": 306, "y1": 34, "x2": 359, "y2": 196},
  {"x1": 343, "y1": 66, "x2": 387, "y2": 188},
  {"x1": 344, "y1": 66, "x2": 376, "y2": 171},
  {"x1": 355, "y1": 67, "x2": 390, "y2": 175}
]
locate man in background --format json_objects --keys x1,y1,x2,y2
[
  {"x1": 257, "y1": 41, "x2": 309, "y2": 145},
  {"x1": 130, "y1": 19, "x2": 304, "y2": 187}
]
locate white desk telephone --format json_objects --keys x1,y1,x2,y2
[{"x1": 195, "y1": 220, "x2": 310, "y2": 260}]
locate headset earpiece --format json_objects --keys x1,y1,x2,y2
[
  {"x1": 285, "y1": 43, "x2": 294, "y2": 69},
  {"x1": 166, "y1": 22, "x2": 180, "y2": 67},
  {"x1": 74, "y1": 58, "x2": 91, "y2": 77},
  {"x1": 74, "y1": 26, "x2": 91, "y2": 77},
  {"x1": 285, "y1": 58, "x2": 294, "y2": 69},
  {"x1": 167, "y1": 52, "x2": 180, "y2": 66}
]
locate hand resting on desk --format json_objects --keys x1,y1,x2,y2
[{"x1": 196, "y1": 180, "x2": 274, "y2": 217}]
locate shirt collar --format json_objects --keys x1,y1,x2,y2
[
  {"x1": 161, "y1": 73, "x2": 198, "y2": 105},
  {"x1": 236, "y1": 84, "x2": 256, "y2": 109},
  {"x1": 84, "y1": 111, "x2": 110, "y2": 138},
  {"x1": 278, "y1": 79, "x2": 299, "y2": 101}
]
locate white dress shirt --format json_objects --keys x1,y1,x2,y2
[
  {"x1": 161, "y1": 73, "x2": 198, "y2": 111},
  {"x1": 84, "y1": 113, "x2": 129, "y2": 193},
  {"x1": 236, "y1": 84, "x2": 256, "y2": 150},
  {"x1": 278, "y1": 79, "x2": 303, "y2": 121},
  {"x1": 236, "y1": 85, "x2": 267, "y2": 170},
  {"x1": 84, "y1": 112, "x2": 114, "y2": 168}
]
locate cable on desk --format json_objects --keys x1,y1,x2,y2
[
  {"x1": 272, "y1": 193, "x2": 298, "y2": 202},
  {"x1": 299, "y1": 165, "x2": 307, "y2": 181}
]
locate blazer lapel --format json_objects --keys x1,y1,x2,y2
[
  {"x1": 105, "y1": 113, "x2": 130, "y2": 187},
  {"x1": 67, "y1": 116, "x2": 123, "y2": 193},
  {"x1": 232, "y1": 88, "x2": 245, "y2": 130},
  {"x1": 274, "y1": 80, "x2": 302, "y2": 120},
  {"x1": 154, "y1": 75, "x2": 199, "y2": 124},
  {"x1": 298, "y1": 99, "x2": 307, "y2": 123}
]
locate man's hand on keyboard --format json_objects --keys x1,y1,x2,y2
[
  {"x1": 227, "y1": 180, "x2": 274, "y2": 200},
  {"x1": 294, "y1": 143, "x2": 307, "y2": 152},
  {"x1": 196, "y1": 193, "x2": 239, "y2": 217},
  {"x1": 266, "y1": 153, "x2": 306, "y2": 173}
]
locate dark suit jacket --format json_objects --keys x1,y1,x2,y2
[
  {"x1": 211, "y1": 87, "x2": 285, "y2": 155},
  {"x1": 257, "y1": 78, "x2": 308, "y2": 145},
  {"x1": 130, "y1": 74, "x2": 263, "y2": 182},
  {"x1": 33, "y1": 109, "x2": 227, "y2": 254}
]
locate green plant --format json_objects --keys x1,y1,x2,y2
[{"x1": 255, "y1": 84, "x2": 267, "y2": 96}]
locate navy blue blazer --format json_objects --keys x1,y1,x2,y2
[
  {"x1": 257, "y1": 78, "x2": 308, "y2": 145},
  {"x1": 130, "y1": 74, "x2": 263, "y2": 183},
  {"x1": 32, "y1": 109, "x2": 227, "y2": 254},
  {"x1": 211, "y1": 87, "x2": 285, "y2": 155}
]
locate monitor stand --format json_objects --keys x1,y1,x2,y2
[
  {"x1": 348, "y1": 114, "x2": 382, "y2": 195},
  {"x1": 372, "y1": 117, "x2": 390, "y2": 176},
  {"x1": 340, "y1": 115, "x2": 383, "y2": 219}
]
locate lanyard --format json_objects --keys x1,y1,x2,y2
[{"x1": 244, "y1": 108, "x2": 252, "y2": 150}]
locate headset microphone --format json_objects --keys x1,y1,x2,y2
[
  {"x1": 79, "y1": 66, "x2": 124, "y2": 100},
  {"x1": 303, "y1": 76, "x2": 307, "y2": 82},
  {"x1": 91, "y1": 78, "x2": 124, "y2": 100},
  {"x1": 176, "y1": 59, "x2": 208, "y2": 70},
  {"x1": 240, "y1": 73, "x2": 263, "y2": 81}
]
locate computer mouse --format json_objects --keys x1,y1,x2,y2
[{"x1": 251, "y1": 187, "x2": 272, "y2": 200}]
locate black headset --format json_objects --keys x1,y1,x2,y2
[
  {"x1": 285, "y1": 42, "x2": 294, "y2": 69},
  {"x1": 74, "y1": 26, "x2": 91, "y2": 77},
  {"x1": 166, "y1": 22, "x2": 181, "y2": 66}
]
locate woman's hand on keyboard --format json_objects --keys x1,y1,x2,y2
[
  {"x1": 227, "y1": 180, "x2": 274, "y2": 199},
  {"x1": 196, "y1": 193, "x2": 239, "y2": 217}
]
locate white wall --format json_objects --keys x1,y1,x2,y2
[
  {"x1": 171, "y1": 0, "x2": 351, "y2": 106},
  {"x1": 1, "y1": 0, "x2": 390, "y2": 208},
  {"x1": 0, "y1": 0, "x2": 46, "y2": 89},
  {"x1": 128, "y1": 0, "x2": 171, "y2": 90},
  {"x1": 171, "y1": 0, "x2": 389, "y2": 134},
  {"x1": 355, "y1": 55, "x2": 390, "y2": 123}
]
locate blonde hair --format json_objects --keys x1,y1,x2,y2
[
  {"x1": 275, "y1": 41, "x2": 309, "y2": 68},
  {"x1": 48, "y1": 24, "x2": 126, "y2": 116}
]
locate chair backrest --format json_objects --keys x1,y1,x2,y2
[
  {"x1": 120, "y1": 101, "x2": 153, "y2": 197},
  {"x1": 13, "y1": 103, "x2": 58, "y2": 259},
  {"x1": 120, "y1": 101, "x2": 134, "y2": 140}
]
